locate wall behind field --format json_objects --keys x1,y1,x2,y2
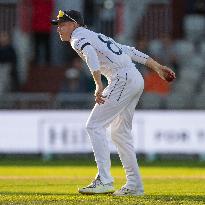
[{"x1": 0, "y1": 110, "x2": 204, "y2": 155}]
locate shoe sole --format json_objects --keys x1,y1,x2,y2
[
  {"x1": 78, "y1": 189, "x2": 115, "y2": 195},
  {"x1": 113, "y1": 193, "x2": 144, "y2": 196}
]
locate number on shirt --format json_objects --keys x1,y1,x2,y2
[{"x1": 98, "y1": 34, "x2": 122, "y2": 55}]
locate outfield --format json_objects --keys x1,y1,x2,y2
[{"x1": 0, "y1": 157, "x2": 205, "y2": 205}]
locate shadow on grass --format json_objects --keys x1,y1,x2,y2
[
  {"x1": 143, "y1": 194, "x2": 205, "y2": 202},
  {"x1": 0, "y1": 154, "x2": 205, "y2": 167},
  {"x1": 0, "y1": 191, "x2": 75, "y2": 197},
  {"x1": 0, "y1": 192, "x2": 205, "y2": 202}
]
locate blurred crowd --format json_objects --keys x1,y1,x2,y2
[
  {"x1": 0, "y1": 0, "x2": 205, "y2": 109},
  {"x1": 0, "y1": 31, "x2": 19, "y2": 93}
]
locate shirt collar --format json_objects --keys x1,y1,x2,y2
[{"x1": 70, "y1": 27, "x2": 85, "y2": 41}]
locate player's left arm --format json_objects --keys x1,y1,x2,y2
[
  {"x1": 117, "y1": 43, "x2": 176, "y2": 82},
  {"x1": 116, "y1": 43, "x2": 149, "y2": 64},
  {"x1": 145, "y1": 57, "x2": 176, "y2": 82}
]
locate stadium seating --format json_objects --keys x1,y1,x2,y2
[
  {"x1": 0, "y1": 92, "x2": 52, "y2": 109},
  {"x1": 148, "y1": 40, "x2": 162, "y2": 56},
  {"x1": 165, "y1": 91, "x2": 193, "y2": 109},
  {"x1": 183, "y1": 14, "x2": 205, "y2": 42},
  {"x1": 54, "y1": 93, "x2": 94, "y2": 109},
  {"x1": 1, "y1": 1, "x2": 205, "y2": 110},
  {"x1": 199, "y1": 41, "x2": 205, "y2": 57},
  {"x1": 21, "y1": 65, "x2": 66, "y2": 93},
  {"x1": 173, "y1": 40, "x2": 195, "y2": 66},
  {"x1": 194, "y1": 92, "x2": 205, "y2": 109},
  {"x1": 140, "y1": 93, "x2": 163, "y2": 109},
  {"x1": 0, "y1": 64, "x2": 11, "y2": 94}
]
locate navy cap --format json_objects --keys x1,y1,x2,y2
[{"x1": 51, "y1": 10, "x2": 84, "y2": 26}]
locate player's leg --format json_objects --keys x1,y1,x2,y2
[
  {"x1": 86, "y1": 110, "x2": 113, "y2": 184},
  {"x1": 85, "y1": 93, "x2": 133, "y2": 184},
  {"x1": 79, "y1": 69, "x2": 143, "y2": 194},
  {"x1": 111, "y1": 92, "x2": 144, "y2": 196},
  {"x1": 79, "y1": 97, "x2": 132, "y2": 194}
]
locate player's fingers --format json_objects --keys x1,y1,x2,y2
[
  {"x1": 95, "y1": 92, "x2": 107, "y2": 98},
  {"x1": 169, "y1": 72, "x2": 176, "y2": 79},
  {"x1": 99, "y1": 97, "x2": 105, "y2": 103},
  {"x1": 167, "y1": 68, "x2": 176, "y2": 77},
  {"x1": 96, "y1": 100, "x2": 105, "y2": 105},
  {"x1": 94, "y1": 91, "x2": 101, "y2": 96},
  {"x1": 95, "y1": 96, "x2": 105, "y2": 104},
  {"x1": 166, "y1": 75, "x2": 175, "y2": 82},
  {"x1": 169, "y1": 70, "x2": 175, "y2": 75},
  {"x1": 99, "y1": 94, "x2": 107, "y2": 98}
]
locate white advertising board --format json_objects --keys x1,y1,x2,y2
[
  {"x1": 0, "y1": 111, "x2": 204, "y2": 154},
  {"x1": 134, "y1": 112, "x2": 205, "y2": 154},
  {"x1": 0, "y1": 112, "x2": 40, "y2": 153}
]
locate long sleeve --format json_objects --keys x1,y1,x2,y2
[
  {"x1": 116, "y1": 42, "x2": 149, "y2": 65},
  {"x1": 72, "y1": 37, "x2": 100, "y2": 72},
  {"x1": 82, "y1": 45, "x2": 100, "y2": 72}
]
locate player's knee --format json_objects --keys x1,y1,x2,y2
[
  {"x1": 111, "y1": 126, "x2": 122, "y2": 138},
  {"x1": 86, "y1": 119, "x2": 102, "y2": 135},
  {"x1": 111, "y1": 128, "x2": 130, "y2": 144},
  {"x1": 111, "y1": 129, "x2": 120, "y2": 143},
  {"x1": 85, "y1": 120, "x2": 95, "y2": 134}
]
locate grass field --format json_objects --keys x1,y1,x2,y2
[{"x1": 0, "y1": 156, "x2": 205, "y2": 205}]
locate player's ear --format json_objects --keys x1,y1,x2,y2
[{"x1": 73, "y1": 22, "x2": 79, "y2": 28}]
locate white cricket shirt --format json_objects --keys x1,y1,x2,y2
[{"x1": 70, "y1": 27, "x2": 149, "y2": 79}]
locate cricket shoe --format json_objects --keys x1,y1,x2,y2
[
  {"x1": 78, "y1": 175, "x2": 115, "y2": 194},
  {"x1": 113, "y1": 186, "x2": 144, "y2": 196}
]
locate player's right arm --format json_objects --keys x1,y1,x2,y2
[
  {"x1": 92, "y1": 70, "x2": 106, "y2": 104},
  {"x1": 71, "y1": 38, "x2": 106, "y2": 104}
]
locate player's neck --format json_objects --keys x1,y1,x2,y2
[{"x1": 69, "y1": 26, "x2": 81, "y2": 42}]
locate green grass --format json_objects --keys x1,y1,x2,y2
[{"x1": 0, "y1": 158, "x2": 205, "y2": 205}]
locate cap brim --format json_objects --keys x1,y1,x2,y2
[
  {"x1": 51, "y1": 19, "x2": 69, "y2": 25},
  {"x1": 51, "y1": 20, "x2": 59, "y2": 25}
]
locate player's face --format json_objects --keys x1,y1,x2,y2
[{"x1": 57, "y1": 22, "x2": 75, "y2": 42}]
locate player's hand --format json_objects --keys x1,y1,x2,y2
[
  {"x1": 158, "y1": 66, "x2": 176, "y2": 82},
  {"x1": 94, "y1": 84, "x2": 106, "y2": 105}
]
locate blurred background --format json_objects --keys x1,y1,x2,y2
[
  {"x1": 0, "y1": 0, "x2": 205, "y2": 110},
  {"x1": 0, "y1": 0, "x2": 205, "y2": 159}
]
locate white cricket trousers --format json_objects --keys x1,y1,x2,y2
[{"x1": 86, "y1": 66, "x2": 144, "y2": 192}]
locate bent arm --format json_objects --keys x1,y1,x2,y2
[
  {"x1": 82, "y1": 44, "x2": 100, "y2": 73},
  {"x1": 81, "y1": 45, "x2": 106, "y2": 104},
  {"x1": 81, "y1": 45, "x2": 105, "y2": 97},
  {"x1": 81, "y1": 45, "x2": 102, "y2": 85},
  {"x1": 72, "y1": 37, "x2": 105, "y2": 103},
  {"x1": 92, "y1": 70, "x2": 103, "y2": 90}
]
